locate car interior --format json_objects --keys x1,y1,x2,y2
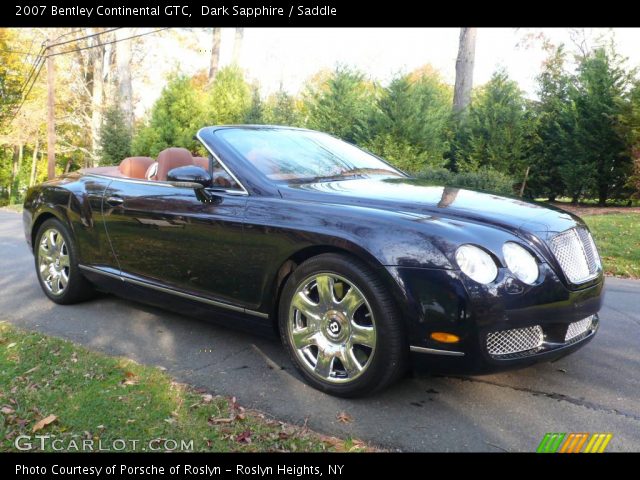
[{"x1": 80, "y1": 147, "x2": 239, "y2": 189}]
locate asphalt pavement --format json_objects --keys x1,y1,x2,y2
[{"x1": 1, "y1": 209, "x2": 638, "y2": 452}]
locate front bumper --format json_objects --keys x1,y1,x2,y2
[{"x1": 386, "y1": 265, "x2": 604, "y2": 373}]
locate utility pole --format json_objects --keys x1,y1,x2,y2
[{"x1": 46, "y1": 40, "x2": 56, "y2": 180}]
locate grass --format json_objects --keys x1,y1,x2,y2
[
  {"x1": 0, "y1": 322, "x2": 368, "y2": 452},
  {"x1": 584, "y1": 213, "x2": 640, "y2": 279}
]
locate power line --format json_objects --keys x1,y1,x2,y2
[
  {"x1": 46, "y1": 28, "x2": 168, "y2": 58},
  {"x1": 47, "y1": 27, "x2": 121, "y2": 49},
  {"x1": 7, "y1": 27, "x2": 167, "y2": 125}
]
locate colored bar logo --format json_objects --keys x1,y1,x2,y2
[{"x1": 537, "y1": 433, "x2": 613, "y2": 453}]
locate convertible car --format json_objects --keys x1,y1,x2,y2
[{"x1": 23, "y1": 126, "x2": 604, "y2": 397}]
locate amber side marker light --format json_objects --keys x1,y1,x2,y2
[{"x1": 430, "y1": 332, "x2": 460, "y2": 344}]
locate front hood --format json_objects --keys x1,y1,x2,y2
[{"x1": 279, "y1": 177, "x2": 582, "y2": 235}]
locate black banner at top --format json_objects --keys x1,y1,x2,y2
[{"x1": 0, "y1": 0, "x2": 629, "y2": 27}]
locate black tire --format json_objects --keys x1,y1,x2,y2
[
  {"x1": 278, "y1": 253, "x2": 407, "y2": 397},
  {"x1": 34, "y1": 218, "x2": 96, "y2": 305}
]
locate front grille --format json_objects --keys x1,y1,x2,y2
[
  {"x1": 549, "y1": 227, "x2": 600, "y2": 284},
  {"x1": 565, "y1": 315, "x2": 594, "y2": 342},
  {"x1": 487, "y1": 325, "x2": 543, "y2": 357}
]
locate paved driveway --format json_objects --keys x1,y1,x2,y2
[{"x1": 1, "y1": 210, "x2": 638, "y2": 451}]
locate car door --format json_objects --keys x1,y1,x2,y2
[{"x1": 102, "y1": 178, "x2": 248, "y2": 306}]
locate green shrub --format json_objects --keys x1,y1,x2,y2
[{"x1": 413, "y1": 167, "x2": 515, "y2": 196}]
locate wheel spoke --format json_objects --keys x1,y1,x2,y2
[
  {"x1": 59, "y1": 271, "x2": 69, "y2": 289},
  {"x1": 59, "y1": 253, "x2": 70, "y2": 267},
  {"x1": 55, "y1": 232, "x2": 64, "y2": 251},
  {"x1": 291, "y1": 292, "x2": 322, "y2": 321},
  {"x1": 50, "y1": 276, "x2": 61, "y2": 294},
  {"x1": 351, "y1": 322, "x2": 376, "y2": 348},
  {"x1": 314, "y1": 349, "x2": 334, "y2": 378},
  {"x1": 339, "y1": 347, "x2": 363, "y2": 378},
  {"x1": 291, "y1": 328, "x2": 317, "y2": 349},
  {"x1": 339, "y1": 287, "x2": 365, "y2": 319},
  {"x1": 315, "y1": 275, "x2": 335, "y2": 308},
  {"x1": 48, "y1": 230, "x2": 57, "y2": 253}
]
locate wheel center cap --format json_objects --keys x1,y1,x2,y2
[{"x1": 323, "y1": 310, "x2": 348, "y2": 341}]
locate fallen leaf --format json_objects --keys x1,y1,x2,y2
[
  {"x1": 125, "y1": 371, "x2": 136, "y2": 378},
  {"x1": 201, "y1": 394, "x2": 214, "y2": 403},
  {"x1": 32, "y1": 414, "x2": 57, "y2": 432},
  {"x1": 236, "y1": 429, "x2": 252, "y2": 444},
  {"x1": 24, "y1": 366, "x2": 39, "y2": 375},
  {"x1": 7, "y1": 343, "x2": 16, "y2": 349},
  {"x1": 208, "y1": 417, "x2": 233, "y2": 425},
  {"x1": 1, "y1": 406, "x2": 15, "y2": 415},
  {"x1": 336, "y1": 411, "x2": 353, "y2": 424},
  {"x1": 164, "y1": 417, "x2": 176, "y2": 424}
]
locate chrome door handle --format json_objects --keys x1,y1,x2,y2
[{"x1": 105, "y1": 196, "x2": 124, "y2": 207}]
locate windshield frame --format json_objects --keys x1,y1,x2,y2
[{"x1": 212, "y1": 127, "x2": 408, "y2": 185}]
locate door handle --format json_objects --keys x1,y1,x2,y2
[{"x1": 105, "y1": 195, "x2": 124, "y2": 207}]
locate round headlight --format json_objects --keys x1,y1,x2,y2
[
  {"x1": 502, "y1": 242, "x2": 539, "y2": 285},
  {"x1": 455, "y1": 245, "x2": 498, "y2": 284}
]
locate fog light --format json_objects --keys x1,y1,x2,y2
[{"x1": 431, "y1": 332, "x2": 460, "y2": 343}]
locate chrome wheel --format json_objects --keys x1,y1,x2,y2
[
  {"x1": 37, "y1": 228, "x2": 70, "y2": 296},
  {"x1": 287, "y1": 273, "x2": 376, "y2": 384}
]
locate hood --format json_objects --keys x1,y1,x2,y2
[{"x1": 279, "y1": 177, "x2": 582, "y2": 236}]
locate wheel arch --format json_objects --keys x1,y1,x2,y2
[
  {"x1": 268, "y1": 243, "x2": 406, "y2": 335},
  {"x1": 31, "y1": 209, "x2": 67, "y2": 248}
]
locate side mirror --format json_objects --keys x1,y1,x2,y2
[{"x1": 166, "y1": 165, "x2": 212, "y2": 188}]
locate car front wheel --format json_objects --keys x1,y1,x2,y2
[{"x1": 279, "y1": 253, "x2": 407, "y2": 397}]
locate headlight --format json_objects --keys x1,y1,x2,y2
[
  {"x1": 502, "y1": 242, "x2": 539, "y2": 284},
  {"x1": 455, "y1": 244, "x2": 498, "y2": 284}
]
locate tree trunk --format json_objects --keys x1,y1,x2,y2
[
  {"x1": 115, "y1": 28, "x2": 133, "y2": 132},
  {"x1": 8, "y1": 144, "x2": 21, "y2": 202},
  {"x1": 209, "y1": 28, "x2": 221, "y2": 81},
  {"x1": 453, "y1": 27, "x2": 477, "y2": 114},
  {"x1": 232, "y1": 28, "x2": 244, "y2": 65},
  {"x1": 91, "y1": 34, "x2": 105, "y2": 167},
  {"x1": 30, "y1": 138, "x2": 39, "y2": 187}
]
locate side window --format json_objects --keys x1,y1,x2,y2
[{"x1": 210, "y1": 155, "x2": 241, "y2": 190}]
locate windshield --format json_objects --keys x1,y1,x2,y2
[{"x1": 215, "y1": 128, "x2": 405, "y2": 183}]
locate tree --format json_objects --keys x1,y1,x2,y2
[
  {"x1": 455, "y1": 70, "x2": 532, "y2": 176},
  {"x1": 205, "y1": 66, "x2": 252, "y2": 124},
  {"x1": 528, "y1": 45, "x2": 573, "y2": 200},
  {"x1": 365, "y1": 67, "x2": 452, "y2": 172},
  {"x1": 208, "y1": 28, "x2": 221, "y2": 82},
  {"x1": 244, "y1": 86, "x2": 264, "y2": 124},
  {"x1": 303, "y1": 66, "x2": 377, "y2": 144},
  {"x1": 132, "y1": 74, "x2": 204, "y2": 156},
  {"x1": 115, "y1": 28, "x2": 134, "y2": 131},
  {"x1": 0, "y1": 29, "x2": 25, "y2": 130},
  {"x1": 453, "y1": 28, "x2": 477, "y2": 114},
  {"x1": 569, "y1": 47, "x2": 633, "y2": 205},
  {"x1": 263, "y1": 89, "x2": 303, "y2": 126},
  {"x1": 99, "y1": 105, "x2": 132, "y2": 165},
  {"x1": 232, "y1": 28, "x2": 244, "y2": 65}
]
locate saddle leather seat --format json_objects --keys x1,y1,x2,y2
[
  {"x1": 118, "y1": 157, "x2": 154, "y2": 179},
  {"x1": 193, "y1": 156, "x2": 209, "y2": 171},
  {"x1": 152, "y1": 147, "x2": 194, "y2": 181}
]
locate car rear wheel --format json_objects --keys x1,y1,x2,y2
[
  {"x1": 279, "y1": 253, "x2": 407, "y2": 397},
  {"x1": 34, "y1": 218, "x2": 96, "y2": 304}
]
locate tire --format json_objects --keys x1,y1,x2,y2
[
  {"x1": 34, "y1": 218, "x2": 96, "y2": 305},
  {"x1": 278, "y1": 253, "x2": 407, "y2": 397}
]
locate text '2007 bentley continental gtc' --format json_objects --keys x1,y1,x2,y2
[{"x1": 23, "y1": 126, "x2": 604, "y2": 397}]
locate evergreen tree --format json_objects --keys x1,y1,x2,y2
[
  {"x1": 132, "y1": 74, "x2": 203, "y2": 157},
  {"x1": 366, "y1": 69, "x2": 452, "y2": 172},
  {"x1": 303, "y1": 66, "x2": 377, "y2": 144},
  {"x1": 205, "y1": 66, "x2": 252, "y2": 125},
  {"x1": 99, "y1": 105, "x2": 132, "y2": 165},
  {"x1": 569, "y1": 48, "x2": 633, "y2": 204},
  {"x1": 529, "y1": 45, "x2": 573, "y2": 200},
  {"x1": 456, "y1": 70, "x2": 532, "y2": 177},
  {"x1": 264, "y1": 89, "x2": 302, "y2": 126},
  {"x1": 244, "y1": 86, "x2": 265, "y2": 124}
]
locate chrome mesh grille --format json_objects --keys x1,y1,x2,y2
[
  {"x1": 549, "y1": 227, "x2": 600, "y2": 284},
  {"x1": 487, "y1": 325, "x2": 543, "y2": 357},
  {"x1": 565, "y1": 315, "x2": 594, "y2": 342}
]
